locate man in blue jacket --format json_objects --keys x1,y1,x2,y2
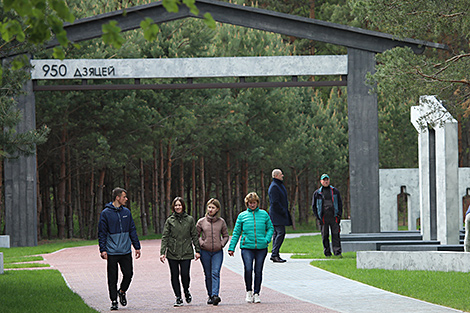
[
  {"x1": 312, "y1": 174, "x2": 343, "y2": 257},
  {"x1": 99, "y1": 187, "x2": 141, "y2": 311},
  {"x1": 268, "y1": 169, "x2": 292, "y2": 263}
]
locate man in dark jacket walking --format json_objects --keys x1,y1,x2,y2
[
  {"x1": 312, "y1": 174, "x2": 343, "y2": 257},
  {"x1": 99, "y1": 187, "x2": 141, "y2": 311},
  {"x1": 268, "y1": 169, "x2": 292, "y2": 263}
]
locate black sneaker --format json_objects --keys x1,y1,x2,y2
[
  {"x1": 212, "y1": 295, "x2": 221, "y2": 306},
  {"x1": 207, "y1": 296, "x2": 214, "y2": 305},
  {"x1": 110, "y1": 300, "x2": 118, "y2": 310},
  {"x1": 174, "y1": 297, "x2": 183, "y2": 307},
  {"x1": 184, "y1": 291, "x2": 192, "y2": 303},
  {"x1": 118, "y1": 290, "x2": 127, "y2": 307}
]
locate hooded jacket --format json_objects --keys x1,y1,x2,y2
[
  {"x1": 196, "y1": 215, "x2": 229, "y2": 252},
  {"x1": 98, "y1": 202, "x2": 141, "y2": 255},
  {"x1": 228, "y1": 207, "x2": 274, "y2": 251},
  {"x1": 312, "y1": 186, "x2": 343, "y2": 222},
  {"x1": 160, "y1": 211, "x2": 201, "y2": 260}
]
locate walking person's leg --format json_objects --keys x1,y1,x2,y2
[
  {"x1": 252, "y1": 248, "x2": 268, "y2": 303},
  {"x1": 167, "y1": 259, "x2": 182, "y2": 298},
  {"x1": 320, "y1": 219, "x2": 332, "y2": 256},
  {"x1": 271, "y1": 225, "x2": 286, "y2": 260},
  {"x1": 241, "y1": 248, "x2": 255, "y2": 302},
  {"x1": 117, "y1": 253, "x2": 133, "y2": 306},
  {"x1": 180, "y1": 259, "x2": 192, "y2": 303},
  {"x1": 331, "y1": 219, "x2": 342, "y2": 256},
  {"x1": 107, "y1": 255, "x2": 119, "y2": 302},
  {"x1": 199, "y1": 250, "x2": 213, "y2": 298},
  {"x1": 211, "y1": 250, "x2": 223, "y2": 296},
  {"x1": 211, "y1": 250, "x2": 223, "y2": 305},
  {"x1": 107, "y1": 254, "x2": 119, "y2": 310}
]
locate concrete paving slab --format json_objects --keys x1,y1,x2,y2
[{"x1": 40, "y1": 235, "x2": 462, "y2": 313}]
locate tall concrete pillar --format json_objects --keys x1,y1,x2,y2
[
  {"x1": 411, "y1": 95, "x2": 459, "y2": 244},
  {"x1": 3, "y1": 58, "x2": 38, "y2": 247},
  {"x1": 347, "y1": 48, "x2": 380, "y2": 233}
]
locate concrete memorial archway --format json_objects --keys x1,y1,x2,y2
[{"x1": 3, "y1": 0, "x2": 446, "y2": 246}]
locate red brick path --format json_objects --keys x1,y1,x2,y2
[{"x1": 42, "y1": 239, "x2": 336, "y2": 312}]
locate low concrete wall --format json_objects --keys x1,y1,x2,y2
[
  {"x1": 0, "y1": 252, "x2": 3, "y2": 274},
  {"x1": 357, "y1": 251, "x2": 470, "y2": 272},
  {"x1": 0, "y1": 235, "x2": 10, "y2": 248}
]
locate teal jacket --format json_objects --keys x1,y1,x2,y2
[
  {"x1": 160, "y1": 212, "x2": 200, "y2": 260},
  {"x1": 228, "y1": 207, "x2": 274, "y2": 251}
]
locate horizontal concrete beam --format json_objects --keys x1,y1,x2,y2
[
  {"x1": 357, "y1": 251, "x2": 470, "y2": 272},
  {"x1": 31, "y1": 55, "x2": 348, "y2": 80}
]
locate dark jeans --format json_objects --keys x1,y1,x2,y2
[
  {"x1": 200, "y1": 249, "x2": 224, "y2": 297},
  {"x1": 168, "y1": 258, "x2": 191, "y2": 298},
  {"x1": 271, "y1": 225, "x2": 286, "y2": 257},
  {"x1": 320, "y1": 214, "x2": 342, "y2": 256},
  {"x1": 241, "y1": 248, "x2": 267, "y2": 294},
  {"x1": 107, "y1": 253, "x2": 133, "y2": 301}
]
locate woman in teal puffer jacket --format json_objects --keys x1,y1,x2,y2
[{"x1": 228, "y1": 192, "x2": 274, "y2": 304}]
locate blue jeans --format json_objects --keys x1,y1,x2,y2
[
  {"x1": 241, "y1": 248, "x2": 267, "y2": 294},
  {"x1": 200, "y1": 249, "x2": 224, "y2": 297}
]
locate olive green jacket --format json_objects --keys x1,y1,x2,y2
[{"x1": 160, "y1": 212, "x2": 200, "y2": 260}]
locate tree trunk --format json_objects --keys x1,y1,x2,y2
[
  {"x1": 225, "y1": 151, "x2": 233, "y2": 228},
  {"x1": 139, "y1": 158, "x2": 148, "y2": 236},
  {"x1": 152, "y1": 148, "x2": 159, "y2": 234},
  {"x1": 260, "y1": 169, "x2": 266, "y2": 209},
  {"x1": 215, "y1": 168, "x2": 221, "y2": 200},
  {"x1": 44, "y1": 170, "x2": 52, "y2": 239},
  {"x1": 159, "y1": 140, "x2": 165, "y2": 230},
  {"x1": 67, "y1": 145, "x2": 73, "y2": 238},
  {"x1": 243, "y1": 159, "x2": 248, "y2": 201},
  {"x1": 192, "y1": 153, "x2": 197, "y2": 218},
  {"x1": 57, "y1": 124, "x2": 67, "y2": 239},
  {"x1": 235, "y1": 160, "x2": 241, "y2": 215},
  {"x1": 166, "y1": 140, "x2": 172, "y2": 217},
  {"x1": 179, "y1": 158, "x2": 184, "y2": 198},
  {"x1": 76, "y1": 165, "x2": 84, "y2": 238},
  {"x1": 87, "y1": 168, "x2": 95, "y2": 239},
  {"x1": 199, "y1": 156, "x2": 205, "y2": 219},
  {"x1": 95, "y1": 167, "x2": 106, "y2": 239},
  {"x1": 36, "y1": 159, "x2": 42, "y2": 241}
]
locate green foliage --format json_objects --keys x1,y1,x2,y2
[
  {"x1": 102, "y1": 20, "x2": 125, "y2": 49},
  {"x1": 140, "y1": 18, "x2": 159, "y2": 42}
]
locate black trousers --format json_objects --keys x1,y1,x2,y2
[
  {"x1": 168, "y1": 259, "x2": 191, "y2": 298},
  {"x1": 107, "y1": 253, "x2": 133, "y2": 301},
  {"x1": 271, "y1": 225, "x2": 286, "y2": 257},
  {"x1": 320, "y1": 214, "x2": 342, "y2": 256}
]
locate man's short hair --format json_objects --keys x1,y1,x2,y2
[
  {"x1": 112, "y1": 187, "x2": 127, "y2": 200},
  {"x1": 272, "y1": 169, "x2": 282, "y2": 178}
]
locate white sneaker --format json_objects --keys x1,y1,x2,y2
[
  {"x1": 245, "y1": 291, "x2": 253, "y2": 303},
  {"x1": 253, "y1": 293, "x2": 261, "y2": 303}
]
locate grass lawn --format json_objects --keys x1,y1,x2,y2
[
  {"x1": 0, "y1": 270, "x2": 98, "y2": 313},
  {"x1": 281, "y1": 235, "x2": 470, "y2": 312}
]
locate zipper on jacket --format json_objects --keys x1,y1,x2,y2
[
  {"x1": 253, "y1": 210, "x2": 257, "y2": 249},
  {"x1": 117, "y1": 209, "x2": 123, "y2": 233},
  {"x1": 211, "y1": 220, "x2": 214, "y2": 252}
]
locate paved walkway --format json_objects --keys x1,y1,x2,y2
[{"x1": 41, "y1": 234, "x2": 463, "y2": 313}]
